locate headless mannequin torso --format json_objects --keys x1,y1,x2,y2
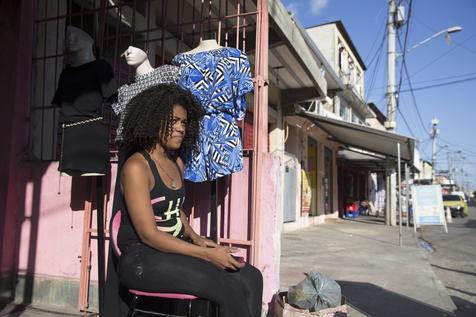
[{"x1": 184, "y1": 39, "x2": 222, "y2": 55}]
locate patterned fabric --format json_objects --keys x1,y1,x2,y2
[
  {"x1": 173, "y1": 47, "x2": 253, "y2": 182},
  {"x1": 112, "y1": 64, "x2": 180, "y2": 142}
]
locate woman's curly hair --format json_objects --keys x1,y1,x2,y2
[{"x1": 122, "y1": 83, "x2": 204, "y2": 158}]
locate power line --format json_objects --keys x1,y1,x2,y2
[
  {"x1": 401, "y1": 58, "x2": 429, "y2": 135},
  {"x1": 437, "y1": 137, "x2": 476, "y2": 155},
  {"x1": 407, "y1": 36, "x2": 474, "y2": 79},
  {"x1": 397, "y1": 107, "x2": 416, "y2": 137},
  {"x1": 365, "y1": 19, "x2": 387, "y2": 103},
  {"x1": 399, "y1": 76, "x2": 476, "y2": 93},
  {"x1": 394, "y1": 0, "x2": 429, "y2": 138},
  {"x1": 366, "y1": 72, "x2": 476, "y2": 92}
]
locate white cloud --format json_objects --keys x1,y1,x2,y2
[
  {"x1": 310, "y1": 0, "x2": 329, "y2": 15},
  {"x1": 286, "y1": 1, "x2": 299, "y2": 17}
]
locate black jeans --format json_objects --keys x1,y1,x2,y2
[{"x1": 117, "y1": 243, "x2": 263, "y2": 317}]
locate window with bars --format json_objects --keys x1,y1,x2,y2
[{"x1": 30, "y1": 0, "x2": 258, "y2": 161}]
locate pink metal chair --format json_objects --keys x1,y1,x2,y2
[{"x1": 110, "y1": 210, "x2": 216, "y2": 317}]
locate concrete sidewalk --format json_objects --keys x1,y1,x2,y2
[{"x1": 280, "y1": 217, "x2": 457, "y2": 317}]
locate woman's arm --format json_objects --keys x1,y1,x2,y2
[
  {"x1": 175, "y1": 156, "x2": 219, "y2": 247},
  {"x1": 180, "y1": 211, "x2": 219, "y2": 247},
  {"x1": 122, "y1": 156, "x2": 241, "y2": 270}
]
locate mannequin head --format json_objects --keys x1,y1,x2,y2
[
  {"x1": 65, "y1": 26, "x2": 94, "y2": 53},
  {"x1": 123, "y1": 46, "x2": 148, "y2": 67}
]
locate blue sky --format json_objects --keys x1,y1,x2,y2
[{"x1": 282, "y1": 0, "x2": 476, "y2": 191}]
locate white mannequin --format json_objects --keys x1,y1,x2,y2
[
  {"x1": 184, "y1": 39, "x2": 222, "y2": 54},
  {"x1": 122, "y1": 46, "x2": 154, "y2": 76},
  {"x1": 65, "y1": 26, "x2": 96, "y2": 67}
]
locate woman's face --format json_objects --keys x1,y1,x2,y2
[{"x1": 162, "y1": 104, "x2": 188, "y2": 151}]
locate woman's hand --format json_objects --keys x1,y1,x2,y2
[
  {"x1": 191, "y1": 234, "x2": 219, "y2": 248},
  {"x1": 204, "y1": 246, "x2": 245, "y2": 271}
]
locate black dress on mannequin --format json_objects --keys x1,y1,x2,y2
[{"x1": 53, "y1": 59, "x2": 117, "y2": 175}]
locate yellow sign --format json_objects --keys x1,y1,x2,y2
[{"x1": 301, "y1": 170, "x2": 312, "y2": 213}]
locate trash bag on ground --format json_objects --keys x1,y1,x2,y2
[{"x1": 287, "y1": 272, "x2": 341, "y2": 312}]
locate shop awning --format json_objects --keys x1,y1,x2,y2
[{"x1": 295, "y1": 108, "x2": 416, "y2": 162}]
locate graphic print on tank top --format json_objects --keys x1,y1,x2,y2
[{"x1": 154, "y1": 196, "x2": 185, "y2": 237}]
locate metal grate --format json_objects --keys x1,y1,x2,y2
[{"x1": 31, "y1": 0, "x2": 259, "y2": 161}]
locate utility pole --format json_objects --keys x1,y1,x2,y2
[
  {"x1": 431, "y1": 118, "x2": 439, "y2": 183},
  {"x1": 447, "y1": 151, "x2": 453, "y2": 188},
  {"x1": 385, "y1": 0, "x2": 400, "y2": 226},
  {"x1": 385, "y1": 0, "x2": 397, "y2": 131}
]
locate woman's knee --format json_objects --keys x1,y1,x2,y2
[{"x1": 242, "y1": 264, "x2": 263, "y2": 288}]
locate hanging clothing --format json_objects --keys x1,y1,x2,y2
[
  {"x1": 52, "y1": 59, "x2": 117, "y2": 175},
  {"x1": 173, "y1": 47, "x2": 254, "y2": 182},
  {"x1": 112, "y1": 65, "x2": 180, "y2": 142}
]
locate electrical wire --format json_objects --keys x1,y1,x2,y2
[
  {"x1": 401, "y1": 58, "x2": 429, "y2": 134},
  {"x1": 365, "y1": 24, "x2": 387, "y2": 103},
  {"x1": 366, "y1": 72, "x2": 476, "y2": 92},
  {"x1": 393, "y1": 0, "x2": 427, "y2": 139},
  {"x1": 399, "y1": 76, "x2": 476, "y2": 93},
  {"x1": 397, "y1": 107, "x2": 416, "y2": 137},
  {"x1": 407, "y1": 37, "x2": 473, "y2": 80}
]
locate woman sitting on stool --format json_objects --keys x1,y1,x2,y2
[{"x1": 115, "y1": 83, "x2": 263, "y2": 317}]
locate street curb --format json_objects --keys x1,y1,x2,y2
[{"x1": 412, "y1": 230, "x2": 458, "y2": 315}]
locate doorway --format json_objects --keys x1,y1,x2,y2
[
  {"x1": 307, "y1": 137, "x2": 318, "y2": 216},
  {"x1": 324, "y1": 147, "x2": 333, "y2": 214}
]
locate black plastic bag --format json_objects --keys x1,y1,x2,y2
[{"x1": 287, "y1": 272, "x2": 341, "y2": 312}]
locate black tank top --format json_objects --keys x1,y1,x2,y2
[{"x1": 117, "y1": 151, "x2": 186, "y2": 250}]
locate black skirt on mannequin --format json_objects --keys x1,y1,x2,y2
[
  {"x1": 60, "y1": 118, "x2": 110, "y2": 175},
  {"x1": 53, "y1": 59, "x2": 117, "y2": 175}
]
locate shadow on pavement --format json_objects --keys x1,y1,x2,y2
[
  {"x1": 338, "y1": 280, "x2": 455, "y2": 317},
  {"x1": 344, "y1": 217, "x2": 387, "y2": 225},
  {"x1": 431, "y1": 264, "x2": 476, "y2": 277},
  {"x1": 0, "y1": 303, "x2": 26, "y2": 316},
  {"x1": 446, "y1": 286, "x2": 476, "y2": 298},
  {"x1": 464, "y1": 220, "x2": 476, "y2": 229},
  {"x1": 450, "y1": 296, "x2": 476, "y2": 317}
]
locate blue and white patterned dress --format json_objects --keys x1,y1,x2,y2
[{"x1": 173, "y1": 47, "x2": 253, "y2": 182}]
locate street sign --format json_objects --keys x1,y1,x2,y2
[{"x1": 411, "y1": 184, "x2": 448, "y2": 233}]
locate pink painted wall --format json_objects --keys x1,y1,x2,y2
[
  {"x1": 0, "y1": 0, "x2": 35, "y2": 277},
  {"x1": 1, "y1": 3, "x2": 282, "y2": 310},
  {"x1": 256, "y1": 153, "x2": 282, "y2": 303},
  {"x1": 17, "y1": 163, "x2": 118, "y2": 281}
]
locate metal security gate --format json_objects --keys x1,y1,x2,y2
[{"x1": 283, "y1": 153, "x2": 297, "y2": 222}]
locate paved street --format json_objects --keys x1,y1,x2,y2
[
  {"x1": 417, "y1": 206, "x2": 476, "y2": 317},
  {"x1": 281, "y1": 217, "x2": 458, "y2": 317}
]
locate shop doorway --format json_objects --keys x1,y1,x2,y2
[
  {"x1": 324, "y1": 146, "x2": 333, "y2": 214},
  {"x1": 307, "y1": 137, "x2": 318, "y2": 216}
]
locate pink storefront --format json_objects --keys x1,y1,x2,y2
[
  {"x1": 1, "y1": 0, "x2": 333, "y2": 314},
  {"x1": 0, "y1": 0, "x2": 284, "y2": 314}
]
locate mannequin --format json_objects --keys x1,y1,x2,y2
[
  {"x1": 53, "y1": 26, "x2": 117, "y2": 176},
  {"x1": 112, "y1": 46, "x2": 180, "y2": 145},
  {"x1": 122, "y1": 45, "x2": 154, "y2": 76},
  {"x1": 65, "y1": 26, "x2": 96, "y2": 67},
  {"x1": 183, "y1": 38, "x2": 222, "y2": 54}
]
